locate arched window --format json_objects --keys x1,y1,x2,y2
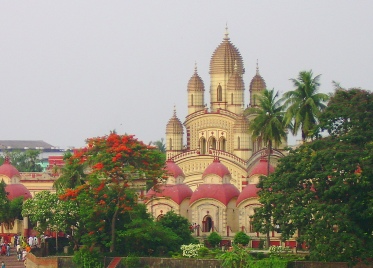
[
  {"x1": 169, "y1": 138, "x2": 173, "y2": 150},
  {"x1": 219, "y1": 137, "x2": 226, "y2": 151},
  {"x1": 217, "y1": 84, "x2": 222, "y2": 102},
  {"x1": 237, "y1": 136, "x2": 241, "y2": 149},
  {"x1": 231, "y1": 93, "x2": 234, "y2": 104},
  {"x1": 209, "y1": 137, "x2": 216, "y2": 149},
  {"x1": 191, "y1": 94, "x2": 194, "y2": 106},
  {"x1": 157, "y1": 214, "x2": 164, "y2": 221},
  {"x1": 200, "y1": 137, "x2": 206, "y2": 155}
]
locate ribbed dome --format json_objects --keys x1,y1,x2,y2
[
  {"x1": 227, "y1": 70, "x2": 245, "y2": 91},
  {"x1": 190, "y1": 184, "x2": 240, "y2": 206},
  {"x1": 233, "y1": 115, "x2": 250, "y2": 132},
  {"x1": 5, "y1": 184, "x2": 32, "y2": 200},
  {"x1": 236, "y1": 184, "x2": 259, "y2": 205},
  {"x1": 0, "y1": 158, "x2": 20, "y2": 178},
  {"x1": 203, "y1": 159, "x2": 230, "y2": 178},
  {"x1": 249, "y1": 66, "x2": 266, "y2": 92},
  {"x1": 165, "y1": 159, "x2": 185, "y2": 179},
  {"x1": 188, "y1": 67, "x2": 205, "y2": 92},
  {"x1": 209, "y1": 29, "x2": 244, "y2": 75},
  {"x1": 166, "y1": 109, "x2": 184, "y2": 135},
  {"x1": 146, "y1": 184, "x2": 192, "y2": 205},
  {"x1": 249, "y1": 158, "x2": 275, "y2": 176}
]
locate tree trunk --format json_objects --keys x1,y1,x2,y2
[
  {"x1": 110, "y1": 207, "x2": 119, "y2": 253},
  {"x1": 266, "y1": 140, "x2": 272, "y2": 249}
]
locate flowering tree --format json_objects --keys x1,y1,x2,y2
[{"x1": 59, "y1": 132, "x2": 165, "y2": 252}]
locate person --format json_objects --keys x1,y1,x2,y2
[
  {"x1": 17, "y1": 247, "x2": 22, "y2": 261},
  {"x1": 6, "y1": 243, "x2": 10, "y2": 256},
  {"x1": 1, "y1": 261, "x2": 4, "y2": 268}
]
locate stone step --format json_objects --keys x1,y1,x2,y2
[{"x1": 0, "y1": 251, "x2": 26, "y2": 268}]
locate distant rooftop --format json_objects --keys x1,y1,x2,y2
[{"x1": 0, "y1": 140, "x2": 58, "y2": 150}]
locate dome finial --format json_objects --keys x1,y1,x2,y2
[
  {"x1": 173, "y1": 105, "x2": 177, "y2": 117},
  {"x1": 224, "y1": 23, "x2": 230, "y2": 41},
  {"x1": 256, "y1": 59, "x2": 260, "y2": 75},
  {"x1": 194, "y1": 61, "x2": 198, "y2": 74}
]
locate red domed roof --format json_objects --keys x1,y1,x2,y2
[
  {"x1": 203, "y1": 159, "x2": 230, "y2": 178},
  {"x1": 236, "y1": 184, "x2": 259, "y2": 205},
  {"x1": 165, "y1": 160, "x2": 185, "y2": 178},
  {"x1": 146, "y1": 184, "x2": 192, "y2": 205},
  {"x1": 5, "y1": 184, "x2": 32, "y2": 200},
  {"x1": 190, "y1": 184, "x2": 240, "y2": 206},
  {"x1": 249, "y1": 158, "x2": 275, "y2": 176},
  {"x1": 0, "y1": 158, "x2": 20, "y2": 178}
]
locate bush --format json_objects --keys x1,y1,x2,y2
[
  {"x1": 233, "y1": 231, "x2": 250, "y2": 246},
  {"x1": 198, "y1": 246, "x2": 210, "y2": 257},
  {"x1": 180, "y1": 243, "x2": 203, "y2": 258},
  {"x1": 72, "y1": 247, "x2": 103, "y2": 268},
  {"x1": 206, "y1": 232, "x2": 222, "y2": 248},
  {"x1": 122, "y1": 256, "x2": 141, "y2": 268}
]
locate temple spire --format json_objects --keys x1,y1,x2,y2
[
  {"x1": 224, "y1": 23, "x2": 230, "y2": 40},
  {"x1": 256, "y1": 59, "x2": 260, "y2": 75},
  {"x1": 194, "y1": 61, "x2": 198, "y2": 74}
]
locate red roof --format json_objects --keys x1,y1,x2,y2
[
  {"x1": 190, "y1": 184, "x2": 240, "y2": 206},
  {"x1": 165, "y1": 160, "x2": 185, "y2": 178},
  {"x1": 146, "y1": 184, "x2": 193, "y2": 205},
  {"x1": 0, "y1": 159, "x2": 20, "y2": 178},
  {"x1": 5, "y1": 184, "x2": 32, "y2": 200},
  {"x1": 203, "y1": 159, "x2": 230, "y2": 178},
  {"x1": 249, "y1": 158, "x2": 275, "y2": 176},
  {"x1": 236, "y1": 184, "x2": 259, "y2": 205}
]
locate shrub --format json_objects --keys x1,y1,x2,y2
[
  {"x1": 180, "y1": 243, "x2": 203, "y2": 258},
  {"x1": 233, "y1": 231, "x2": 250, "y2": 246},
  {"x1": 198, "y1": 246, "x2": 210, "y2": 257},
  {"x1": 206, "y1": 232, "x2": 222, "y2": 248},
  {"x1": 122, "y1": 255, "x2": 141, "y2": 268},
  {"x1": 72, "y1": 247, "x2": 103, "y2": 268}
]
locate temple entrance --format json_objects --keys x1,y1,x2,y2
[{"x1": 202, "y1": 215, "x2": 213, "y2": 232}]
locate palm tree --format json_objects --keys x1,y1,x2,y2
[
  {"x1": 283, "y1": 70, "x2": 329, "y2": 142},
  {"x1": 250, "y1": 88, "x2": 287, "y2": 248}
]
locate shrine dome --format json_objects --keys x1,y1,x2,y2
[
  {"x1": 236, "y1": 184, "x2": 259, "y2": 205},
  {"x1": 203, "y1": 159, "x2": 230, "y2": 178},
  {"x1": 146, "y1": 184, "x2": 193, "y2": 205},
  {"x1": 190, "y1": 184, "x2": 240, "y2": 206},
  {"x1": 166, "y1": 109, "x2": 183, "y2": 135},
  {"x1": 5, "y1": 184, "x2": 32, "y2": 200},
  {"x1": 165, "y1": 159, "x2": 184, "y2": 179},
  {"x1": 249, "y1": 158, "x2": 275, "y2": 176},
  {"x1": 210, "y1": 28, "x2": 244, "y2": 75},
  {"x1": 187, "y1": 66, "x2": 205, "y2": 92},
  {"x1": 0, "y1": 158, "x2": 20, "y2": 179}
]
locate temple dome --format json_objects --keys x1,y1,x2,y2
[
  {"x1": 0, "y1": 158, "x2": 20, "y2": 179},
  {"x1": 233, "y1": 114, "x2": 250, "y2": 133},
  {"x1": 202, "y1": 159, "x2": 230, "y2": 178},
  {"x1": 209, "y1": 28, "x2": 244, "y2": 75},
  {"x1": 236, "y1": 184, "x2": 259, "y2": 205},
  {"x1": 190, "y1": 184, "x2": 240, "y2": 206},
  {"x1": 227, "y1": 67, "x2": 245, "y2": 91},
  {"x1": 249, "y1": 158, "x2": 275, "y2": 176},
  {"x1": 166, "y1": 109, "x2": 183, "y2": 135},
  {"x1": 5, "y1": 184, "x2": 32, "y2": 200},
  {"x1": 165, "y1": 159, "x2": 185, "y2": 179},
  {"x1": 249, "y1": 64, "x2": 266, "y2": 93},
  {"x1": 188, "y1": 67, "x2": 205, "y2": 92},
  {"x1": 146, "y1": 184, "x2": 192, "y2": 205}
]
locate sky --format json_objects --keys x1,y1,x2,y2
[{"x1": 1, "y1": 1, "x2": 372, "y2": 149}]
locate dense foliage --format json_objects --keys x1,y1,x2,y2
[
  {"x1": 0, "y1": 150, "x2": 43, "y2": 172},
  {"x1": 233, "y1": 231, "x2": 250, "y2": 246},
  {"x1": 253, "y1": 88, "x2": 373, "y2": 262}
]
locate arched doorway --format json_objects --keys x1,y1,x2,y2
[
  {"x1": 199, "y1": 137, "x2": 206, "y2": 154},
  {"x1": 209, "y1": 137, "x2": 217, "y2": 150},
  {"x1": 202, "y1": 215, "x2": 213, "y2": 232}
]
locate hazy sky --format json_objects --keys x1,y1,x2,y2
[{"x1": 1, "y1": 1, "x2": 372, "y2": 148}]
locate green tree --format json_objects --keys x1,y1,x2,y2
[
  {"x1": 0, "y1": 150, "x2": 43, "y2": 172},
  {"x1": 207, "y1": 232, "x2": 222, "y2": 248},
  {"x1": 0, "y1": 181, "x2": 10, "y2": 223},
  {"x1": 53, "y1": 151, "x2": 86, "y2": 192},
  {"x1": 253, "y1": 88, "x2": 373, "y2": 262},
  {"x1": 249, "y1": 88, "x2": 286, "y2": 248},
  {"x1": 233, "y1": 231, "x2": 250, "y2": 246},
  {"x1": 152, "y1": 138, "x2": 166, "y2": 154},
  {"x1": 158, "y1": 211, "x2": 196, "y2": 244},
  {"x1": 59, "y1": 132, "x2": 165, "y2": 253},
  {"x1": 282, "y1": 70, "x2": 329, "y2": 141}
]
